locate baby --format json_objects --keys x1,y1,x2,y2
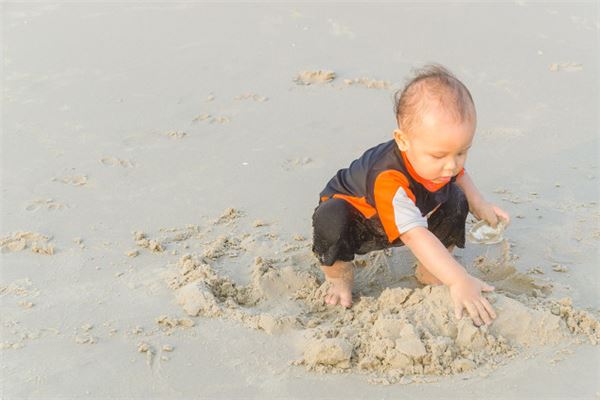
[{"x1": 312, "y1": 64, "x2": 510, "y2": 327}]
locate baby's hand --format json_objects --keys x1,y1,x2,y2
[
  {"x1": 471, "y1": 201, "x2": 510, "y2": 228},
  {"x1": 449, "y1": 274, "x2": 496, "y2": 326}
]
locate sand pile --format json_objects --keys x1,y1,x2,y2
[
  {"x1": 140, "y1": 209, "x2": 599, "y2": 383},
  {"x1": 297, "y1": 287, "x2": 540, "y2": 378}
]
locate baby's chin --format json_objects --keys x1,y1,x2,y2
[{"x1": 432, "y1": 176, "x2": 452, "y2": 184}]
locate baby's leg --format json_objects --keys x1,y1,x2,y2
[
  {"x1": 321, "y1": 260, "x2": 354, "y2": 308},
  {"x1": 312, "y1": 198, "x2": 365, "y2": 308},
  {"x1": 415, "y1": 245, "x2": 454, "y2": 285}
]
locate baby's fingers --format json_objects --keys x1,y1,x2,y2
[
  {"x1": 474, "y1": 301, "x2": 492, "y2": 325},
  {"x1": 465, "y1": 302, "x2": 483, "y2": 326},
  {"x1": 454, "y1": 303, "x2": 463, "y2": 320},
  {"x1": 485, "y1": 209, "x2": 499, "y2": 227},
  {"x1": 481, "y1": 297, "x2": 497, "y2": 320},
  {"x1": 493, "y1": 206, "x2": 511, "y2": 225}
]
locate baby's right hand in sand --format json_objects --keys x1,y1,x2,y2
[{"x1": 449, "y1": 275, "x2": 496, "y2": 326}]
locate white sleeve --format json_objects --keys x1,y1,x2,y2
[{"x1": 392, "y1": 187, "x2": 428, "y2": 234}]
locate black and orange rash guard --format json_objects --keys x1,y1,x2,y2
[{"x1": 320, "y1": 140, "x2": 465, "y2": 243}]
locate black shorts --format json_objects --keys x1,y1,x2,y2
[{"x1": 312, "y1": 183, "x2": 468, "y2": 266}]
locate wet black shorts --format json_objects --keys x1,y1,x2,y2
[{"x1": 312, "y1": 183, "x2": 468, "y2": 266}]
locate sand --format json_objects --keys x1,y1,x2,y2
[
  {"x1": 1, "y1": 2, "x2": 599, "y2": 399},
  {"x1": 162, "y1": 214, "x2": 598, "y2": 384}
]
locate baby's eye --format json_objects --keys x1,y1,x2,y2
[{"x1": 431, "y1": 154, "x2": 445, "y2": 159}]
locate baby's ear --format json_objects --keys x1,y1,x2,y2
[{"x1": 393, "y1": 129, "x2": 409, "y2": 151}]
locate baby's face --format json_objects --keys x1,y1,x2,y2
[{"x1": 395, "y1": 107, "x2": 475, "y2": 183}]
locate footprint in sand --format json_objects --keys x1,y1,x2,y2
[
  {"x1": 282, "y1": 157, "x2": 313, "y2": 171},
  {"x1": 52, "y1": 175, "x2": 88, "y2": 186},
  {"x1": 100, "y1": 157, "x2": 135, "y2": 168},
  {"x1": 25, "y1": 198, "x2": 67, "y2": 211}
]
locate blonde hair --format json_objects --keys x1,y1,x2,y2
[{"x1": 394, "y1": 64, "x2": 476, "y2": 132}]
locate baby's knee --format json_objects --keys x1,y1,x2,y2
[
  {"x1": 312, "y1": 198, "x2": 354, "y2": 241},
  {"x1": 312, "y1": 198, "x2": 357, "y2": 266}
]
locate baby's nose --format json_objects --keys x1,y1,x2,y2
[{"x1": 444, "y1": 158, "x2": 458, "y2": 171}]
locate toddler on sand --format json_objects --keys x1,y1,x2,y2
[{"x1": 312, "y1": 64, "x2": 510, "y2": 327}]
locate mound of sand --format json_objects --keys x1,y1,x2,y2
[{"x1": 139, "y1": 210, "x2": 599, "y2": 383}]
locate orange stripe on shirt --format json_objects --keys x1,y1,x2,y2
[
  {"x1": 321, "y1": 194, "x2": 377, "y2": 219},
  {"x1": 373, "y1": 170, "x2": 416, "y2": 242}
]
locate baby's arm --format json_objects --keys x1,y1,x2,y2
[
  {"x1": 401, "y1": 226, "x2": 496, "y2": 326},
  {"x1": 456, "y1": 171, "x2": 510, "y2": 227}
]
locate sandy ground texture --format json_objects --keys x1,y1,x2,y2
[{"x1": 2, "y1": 2, "x2": 600, "y2": 399}]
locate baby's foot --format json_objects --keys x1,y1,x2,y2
[{"x1": 324, "y1": 275, "x2": 353, "y2": 308}]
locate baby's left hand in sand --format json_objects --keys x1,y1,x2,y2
[{"x1": 471, "y1": 201, "x2": 510, "y2": 228}]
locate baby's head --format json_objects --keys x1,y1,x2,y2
[{"x1": 393, "y1": 64, "x2": 476, "y2": 184}]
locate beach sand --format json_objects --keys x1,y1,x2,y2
[{"x1": 1, "y1": 2, "x2": 599, "y2": 398}]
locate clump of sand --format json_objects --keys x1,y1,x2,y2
[
  {"x1": 547, "y1": 297, "x2": 600, "y2": 345},
  {"x1": 201, "y1": 235, "x2": 242, "y2": 259},
  {"x1": 75, "y1": 323, "x2": 97, "y2": 345},
  {"x1": 166, "y1": 131, "x2": 187, "y2": 139},
  {"x1": 0, "y1": 231, "x2": 54, "y2": 255},
  {"x1": 156, "y1": 315, "x2": 195, "y2": 335},
  {"x1": 133, "y1": 231, "x2": 164, "y2": 252},
  {"x1": 343, "y1": 77, "x2": 391, "y2": 89},
  {"x1": 295, "y1": 70, "x2": 336, "y2": 85},
  {"x1": 549, "y1": 62, "x2": 583, "y2": 72},
  {"x1": 214, "y1": 207, "x2": 243, "y2": 225}
]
